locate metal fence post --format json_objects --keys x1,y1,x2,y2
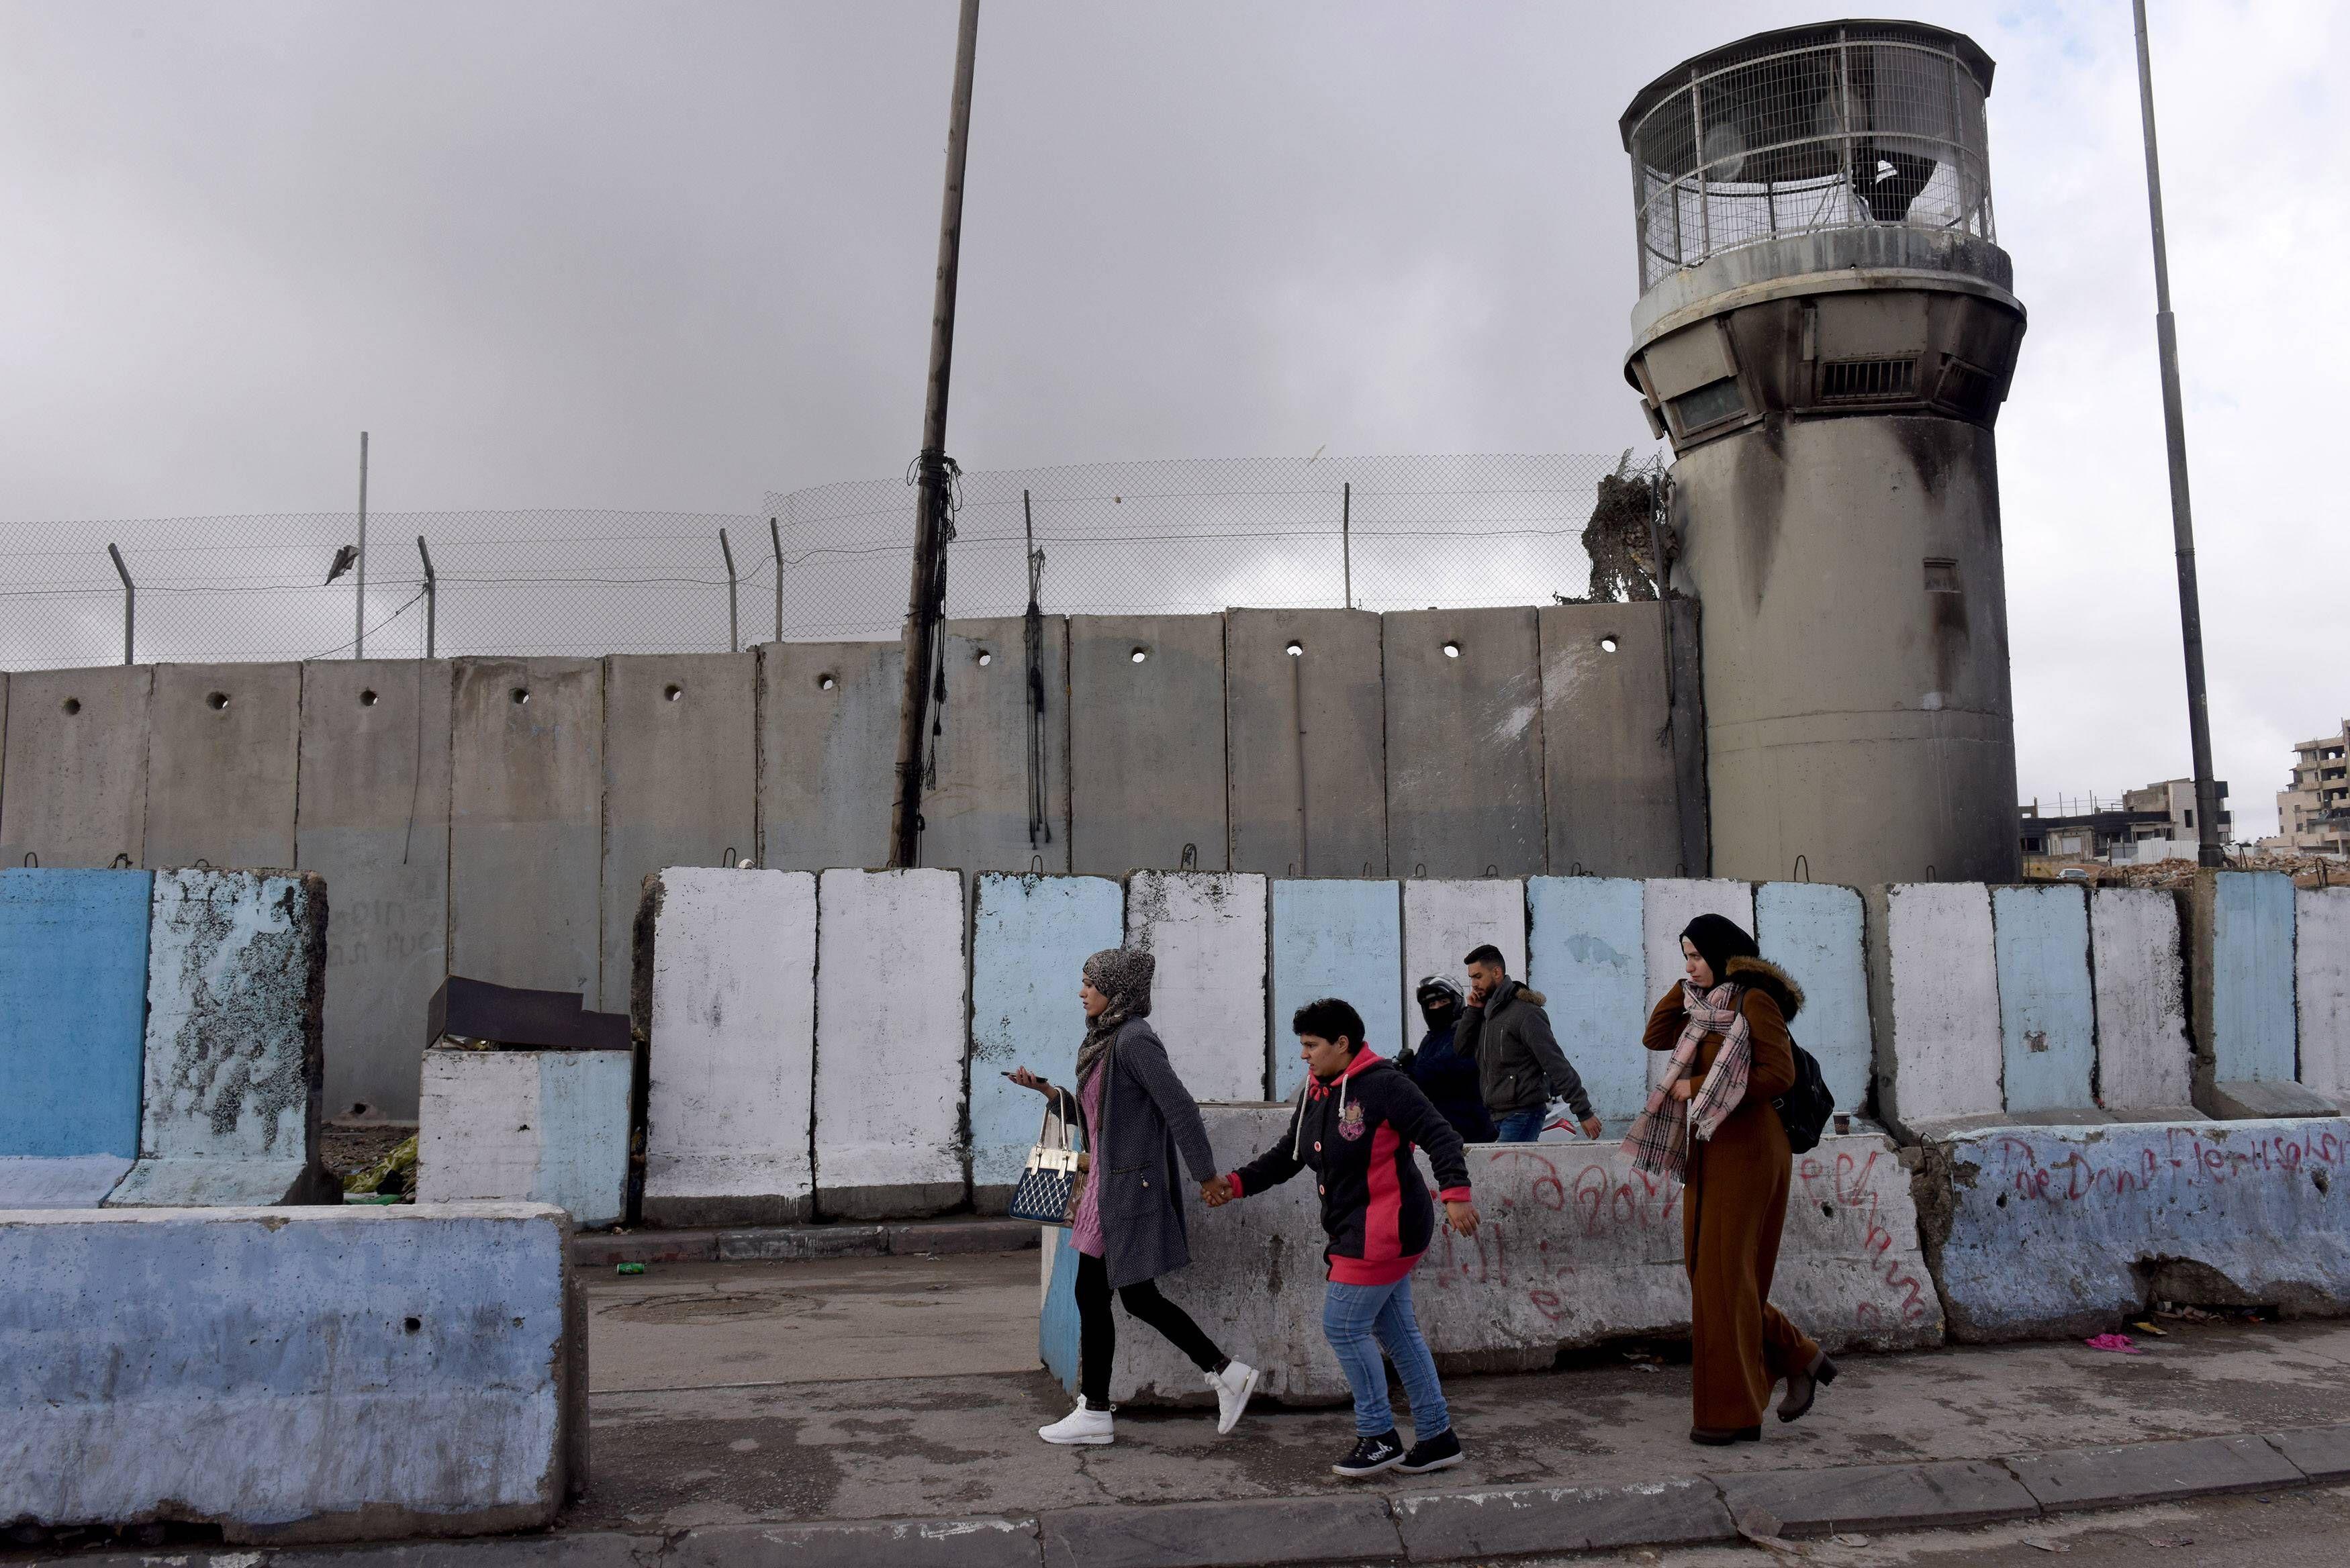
[
  {"x1": 769, "y1": 516, "x2": 784, "y2": 642},
  {"x1": 107, "y1": 544, "x2": 133, "y2": 665},
  {"x1": 719, "y1": 527, "x2": 739, "y2": 653},
  {"x1": 355, "y1": 432, "x2": 369, "y2": 658},
  {"x1": 1342, "y1": 481, "x2": 1352, "y2": 609},
  {"x1": 416, "y1": 536, "x2": 437, "y2": 659}
]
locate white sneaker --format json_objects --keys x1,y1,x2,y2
[
  {"x1": 1038, "y1": 1400, "x2": 1115, "y2": 1446},
  {"x1": 1208, "y1": 1361, "x2": 1260, "y2": 1435}
]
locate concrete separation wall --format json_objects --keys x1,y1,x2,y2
[
  {"x1": 757, "y1": 641, "x2": 897, "y2": 872},
  {"x1": 1538, "y1": 602, "x2": 1688, "y2": 878},
  {"x1": 921, "y1": 618, "x2": 1072, "y2": 878},
  {"x1": 2300, "y1": 889, "x2": 2350, "y2": 1111},
  {"x1": 0, "y1": 1203, "x2": 583, "y2": 1542},
  {"x1": 109, "y1": 870, "x2": 327, "y2": 1208},
  {"x1": 1225, "y1": 609, "x2": 1386, "y2": 877},
  {"x1": 1069, "y1": 616, "x2": 1228, "y2": 875},
  {"x1": 1991, "y1": 885, "x2": 2096, "y2": 1114},
  {"x1": 2188, "y1": 872, "x2": 2309, "y2": 1118},
  {"x1": 969, "y1": 874, "x2": 1123, "y2": 1202},
  {"x1": 1403, "y1": 878, "x2": 1525, "y2": 1052},
  {"x1": 294, "y1": 660, "x2": 452, "y2": 1122},
  {"x1": 0, "y1": 664, "x2": 150, "y2": 869},
  {"x1": 639, "y1": 868, "x2": 819, "y2": 1226},
  {"x1": 814, "y1": 869, "x2": 968, "y2": 1218},
  {"x1": 1756, "y1": 881, "x2": 1873, "y2": 1114},
  {"x1": 2091, "y1": 887, "x2": 2196, "y2": 1115},
  {"x1": 1047, "y1": 1106, "x2": 1940, "y2": 1405},
  {"x1": 1382, "y1": 607, "x2": 1546, "y2": 877},
  {"x1": 1270, "y1": 879, "x2": 1403, "y2": 1097},
  {"x1": 1869, "y1": 883, "x2": 2004, "y2": 1135},
  {"x1": 418, "y1": 1049, "x2": 633, "y2": 1228},
  {"x1": 1527, "y1": 875, "x2": 1648, "y2": 1122},
  {"x1": 1643, "y1": 879, "x2": 1752, "y2": 1092},
  {"x1": 144, "y1": 662, "x2": 300, "y2": 871},
  {"x1": 1919, "y1": 1119, "x2": 2350, "y2": 1342},
  {"x1": 1126, "y1": 871, "x2": 1269, "y2": 1100}
]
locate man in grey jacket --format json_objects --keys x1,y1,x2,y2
[{"x1": 1456, "y1": 944, "x2": 1603, "y2": 1143}]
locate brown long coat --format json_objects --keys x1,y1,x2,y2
[{"x1": 1643, "y1": 955, "x2": 1820, "y2": 1431}]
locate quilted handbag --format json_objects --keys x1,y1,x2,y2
[{"x1": 1007, "y1": 1101, "x2": 1084, "y2": 1226}]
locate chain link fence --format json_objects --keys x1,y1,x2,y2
[{"x1": 0, "y1": 452, "x2": 1654, "y2": 671}]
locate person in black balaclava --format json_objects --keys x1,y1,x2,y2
[{"x1": 1399, "y1": 975, "x2": 1497, "y2": 1146}]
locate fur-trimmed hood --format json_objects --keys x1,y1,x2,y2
[{"x1": 1725, "y1": 955, "x2": 1803, "y2": 1022}]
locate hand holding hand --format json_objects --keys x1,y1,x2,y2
[
  {"x1": 1444, "y1": 1199, "x2": 1480, "y2": 1238},
  {"x1": 1201, "y1": 1175, "x2": 1235, "y2": 1208},
  {"x1": 1010, "y1": 1066, "x2": 1051, "y2": 1095},
  {"x1": 1581, "y1": 1116, "x2": 1605, "y2": 1140}
]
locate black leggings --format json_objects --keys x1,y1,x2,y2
[{"x1": 1076, "y1": 1250, "x2": 1225, "y2": 1406}]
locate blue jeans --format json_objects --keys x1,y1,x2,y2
[
  {"x1": 1323, "y1": 1273, "x2": 1450, "y2": 1439},
  {"x1": 1493, "y1": 1107, "x2": 1547, "y2": 1143}
]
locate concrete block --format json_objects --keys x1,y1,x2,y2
[
  {"x1": 1526, "y1": 875, "x2": 1649, "y2": 1123},
  {"x1": 1381, "y1": 607, "x2": 1546, "y2": 877},
  {"x1": 1993, "y1": 885, "x2": 2096, "y2": 1114},
  {"x1": 814, "y1": 869, "x2": 968, "y2": 1218},
  {"x1": 1919, "y1": 1119, "x2": 2350, "y2": 1342},
  {"x1": 109, "y1": 871, "x2": 328, "y2": 1208},
  {"x1": 449, "y1": 658, "x2": 604, "y2": 1001},
  {"x1": 598, "y1": 654, "x2": 756, "y2": 1014},
  {"x1": 640, "y1": 867, "x2": 817, "y2": 1227},
  {"x1": 0, "y1": 1203, "x2": 581, "y2": 1542},
  {"x1": 1755, "y1": 881, "x2": 1873, "y2": 1114},
  {"x1": 1644, "y1": 878, "x2": 1754, "y2": 1091},
  {"x1": 2202, "y1": 1080, "x2": 2338, "y2": 1120},
  {"x1": 2298, "y1": 888, "x2": 2350, "y2": 1109},
  {"x1": 1036, "y1": 1496, "x2": 1399, "y2": 1568},
  {"x1": 1867, "y1": 883, "x2": 2004, "y2": 1134},
  {"x1": 1538, "y1": 602, "x2": 1690, "y2": 878},
  {"x1": 1125, "y1": 871, "x2": 1270, "y2": 1101},
  {"x1": 921, "y1": 617, "x2": 1072, "y2": 877},
  {"x1": 1391, "y1": 1477, "x2": 1732, "y2": 1559},
  {"x1": 1068, "y1": 616, "x2": 1227, "y2": 875},
  {"x1": 1403, "y1": 877, "x2": 1526, "y2": 1040},
  {"x1": 1224, "y1": 609, "x2": 1386, "y2": 877},
  {"x1": 2187, "y1": 872, "x2": 2298, "y2": 1114},
  {"x1": 0, "y1": 664, "x2": 150, "y2": 869},
  {"x1": 1713, "y1": 1459, "x2": 2037, "y2": 1536},
  {"x1": 718, "y1": 1224, "x2": 887, "y2": 1263},
  {"x1": 2090, "y1": 887, "x2": 2194, "y2": 1114},
  {"x1": 295, "y1": 660, "x2": 453, "y2": 1122},
  {"x1": 0, "y1": 869, "x2": 152, "y2": 1162},
  {"x1": 2267, "y1": 1422, "x2": 2350, "y2": 1483},
  {"x1": 1047, "y1": 1108, "x2": 1940, "y2": 1406},
  {"x1": 969, "y1": 874, "x2": 1123, "y2": 1199},
  {"x1": 2007, "y1": 1433, "x2": 2302, "y2": 1510},
  {"x1": 756, "y1": 641, "x2": 897, "y2": 872},
  {"x1": 0, "y1": 1155, "x2": 134, "y2": 1208},
  {"x1": 418, "y1": 1050, "x2": 634, "y2": 1228},
  {"x1": 1269, "y1": 879, "x2": 1403, "y2": 1098},
  {"x1": 144, "y1": 662, "x2": 300, "y2": 870}
]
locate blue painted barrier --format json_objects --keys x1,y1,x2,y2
[
  {"x1": 2212, "y1": 873, "x2": 2297, "y2": 1083},
  {"x1": 1271, "y1": 879, "x2": 1402, "y2": 1098},
  {"x1": 1755, "y1": 882, "x2": 1873, "y2": 1115},
  {"x1": 1526, "y1": 876, "x2": 1648, "y2": 1123},
  {"x1": 1992, "y1": 885, "x2": 2096, "y2": 1112},
  {"x1": 0, "y1": 869, "x2": 152, "y2": 1164},
  {"x1": 970, "y1": 875, "x2": 1124, "y2": 1193}
]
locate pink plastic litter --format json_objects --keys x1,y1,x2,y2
[{"x1": 2083, "y1": 1332, "x2": 2141, "y2": 1354}]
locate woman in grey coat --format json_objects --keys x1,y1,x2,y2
[{"x1": 1010, "y1": 948, "x2": 1258, "y2": 1446}]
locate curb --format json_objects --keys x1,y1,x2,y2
[
  {"x1": 572, "y1": 1216, "x2": 1039, "y2": 1268},
  {"x1": 45, "y1": 1424, "x2": 2350, "y2": 1568}
]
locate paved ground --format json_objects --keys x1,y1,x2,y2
[{"x1": 573, "y1": 1250, "x2": 2350, "y2": 1534}]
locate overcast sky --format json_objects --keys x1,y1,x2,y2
[{"x1": 1, "y1": 1, "x2": 2341, "y2": 836}]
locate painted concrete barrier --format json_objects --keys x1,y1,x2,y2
[
  {"x1": 1991, "y1": 885, "x2": 2096, "y2": 1115},
  {"x1": 1642, "y1": 879, "x2": 1752, "y2": 1093},
  {"x1": 0, "y1": 1203, "x2": 583, "y2": 1542},
  {"x1": 2089, "y1": 887, "x2": 2197, "y2": 1116},
  {"x1": 1126, "y1": 871, "x2": 1269, "y2": 1101},
  {"x1": 1868, "y1": 883, "x2": 2004, "y2": 1136},
  {"x1": 418, "y1": 1049, "x2": 634, "y2": 1229},
  {"x1": 108, "y1": 871, "x2": 330, "y2": 1208},
  {"x1": 1270, "y1": 879, "x2": 1403, "y2": 1098},
  {"x1": 814, "y1": 868, "x2": 968, "y2": 1219},
  {"x1": 970, "y1": 873, "x2": 1123, "y2": 1204},
  {"x1": 2298, "y1": 889, "x2": 2350, "y2": 1112},
  {"x1": 1918, "y1": 1120, "x2": 2350, "y2": 1342},
  {"x1": 639, "y1": 867, "x2": 818, "y2": 1226},
  {"x1": 1042, "y1": 1106, "x2": 1940, "y2": 1406},
  {"x1": 2186, "y1": 872, "x2": 2324, "y2": 1119},
  {"x1": 1754, "y1": 881, "x2": 1873, "y2": 1115},
  {"x1": 1402, "y1": 878, "x2": 1525, "y2": 1039},
  {"x1": 1526, "y1": 876, "x2": 1648, "y2": 1123},
  {"x1": 0, "y1": 869, "x2": 152, "y2": 1208}
]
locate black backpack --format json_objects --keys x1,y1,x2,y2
[{"x1": 1771, "y1": 1040, "x2": 1835, "y2": 1155}]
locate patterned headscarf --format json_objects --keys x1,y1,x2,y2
[{"x1": 1075, "y1": 947, "x2": 1154, "y2": 1085}]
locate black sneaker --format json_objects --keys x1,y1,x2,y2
[
  {"x1": 1332, "y1": 1430, "x2": 1405, "y2": 1479},
  {"x1": 1397, "y1": 1428, "x2": 1462, "y2": 1473}
]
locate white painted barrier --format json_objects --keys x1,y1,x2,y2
[
  {"x1": 814, "y1": 869, "x2": 968, "y2": 1218},
  {"x1": 2299, "y1": 889, "x2": 2350, "y2": 1112},
  {"x1": 108, "y1": 871, "x2": 328, "y2": 1208},
  {"x1": 1402, "y1": 878, "x2": 1525, "y2": 1033},
  {"x1": 970, "y1": 873, "x2": 1123, "y2": 1199},
  {"x1": 2089, "y1": 887, "x2": 2196, "y2": 1114},
  {"x1": 1641, "y1": 879, "x2": 1752, "y2": 1091},
  {"x1": 641, "y1": 867, "x2": 818, "y2": 1226},
  {"x1": 1125, "y1": 871, "x2": 1269, "y2": 1101},
  {"x1": 1270, "y1": 879, "x2": 1403, "y2": 1098},
  {"x1": 1867, "y1": 883, "x2": 2004, "y2": 1135},
  {"x1": 418, "y1": 1049, "x2": 633, "y2": 1229},
  {"x1": 0, "y1": 1204, "x2": 582, "y2": 1542}
]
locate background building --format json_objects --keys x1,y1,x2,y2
[
  {"x1": 2266, "y1": 722, "x2": 2350, "y2": 854},
  {"x1": 2019, "y1": 777, "x2": 2229, "y2": 865}
]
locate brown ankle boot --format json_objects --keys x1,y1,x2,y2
[{"x1": 1779, "y1": 1351, "x2": 1838, "y2": 1422}]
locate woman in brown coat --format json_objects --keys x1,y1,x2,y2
[{"x1": 1632, "y1": 914, "x2": 1837, "y2": 1444}]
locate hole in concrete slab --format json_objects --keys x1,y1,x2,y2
[
  {"x1": 1995, "y1": 1193, "x2": 2008, "y2": 1208},
  {"x1": 60, "y1": 697, "x2": 81, "y2": 715},
  {"x1": 510, "y1": 687, "x2": 530, "y2": 705},
  {"x1": 976, "y1": 649, "x2": 993, "y2": 667},
  {"x1": 817, "y1": 673, "x2": 837, "y2": 691},
  {"x1": 1285, "y1": 641, "x2": 1304, "y2": 657},
  {"x1": 403, "y1": 1316, "x2": 421, "y2": 1333},
  {"x1": 359, "y1": 689, "x2": 379, "y2": 707},
  {"x1": 664, "y1": 684, "x2": 684, "y2": 702},
  {"x1": 1820, "y1": 1202, "x2": 1835, "y2": 1219},
  {"x1": 2316, "y1": 1169, "x2": 2331, "y2": 1195},
  {"x1": 1130, "y1": 647, "x2": 1149, "y2": 663},
  {"x1": 1599, "y1": 636, "x2": 1619, "y2": 654},
  {"x1": 206, "y1": 691, "x2": 230, "y2": 711},
  {"x1": 1442, "y1": 641, "x2": 1460, "y2": 658}
]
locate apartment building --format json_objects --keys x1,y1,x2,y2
[{"x1": 2266, "y1": 722, "x2": 2350, "y2": 854}]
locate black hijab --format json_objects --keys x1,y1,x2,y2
[{"x1": 1679, "y1": 913, "x2": 1759, "y2": 988}]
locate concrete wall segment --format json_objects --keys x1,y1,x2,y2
[
  {"x1": 1225, "y1": 609, "x2": 1386, "y2": 877},
  {"x1": 1269, "y1": 878, "x2": 1402, "y2": 1098},
  {"x1": 1642, "y1": 879, "x2": 1755, "y2": 1092},
  {"x1": 599, "y1": 654, "x2": 757, "y2": 1013},
  {"x1": 1991, "y1": 885, "x2": 2096, "y2": 1114},
  {"x1": 1382, "y1": 607, "x2": 1546, "y2": 878},
  {"x1": 2300, "y1": 889, "x2": 2350, "y2": 1109},
  {"x1": 1125, "y1": 871, "x2": 1269, "y2": 1101},
  {"x1": 1754, "y1": 881, "x2": 1873, "y2": 1114},
  {"x1": 1867, "y1": 882, "x2": 2004, "y2": 1133},
  {"x1": 144, "y1": 661, "x2": 300, "y2": 870},
  {"x1": 448, "y1": 658, "x2": 603, "y2": 1000},
  {"x1": 2089, "y1": 887, "x2": 2194, "y2": 1112},
  {"x1": 756, "y1": 641, "x2": 898, "y2": 872},
  {"x1": 919, "y1": 618, "x2": 1072, "y2": 878},
  {"x1": 1526, "y1": 876, "x2": 1650, "y2": 1124},
  {"x1": 1403, "y1": 878, "x2": 1527, "y2": 1046},
  {"x1": 1068, "y1": 616, "x2": 1227, "y2": 875},
  {"x1": 1538, "y1": 603, "x2": 1685, "y2": 878},
  {"x1": 0, "y1": 663, "x2": 150, "y2": 870},
  {"x1": 969, "y1": 874, "x2": 1123, "y2": 1197},
  {"x1": 418, "y1": 1050, "x2": 632, "y2": 1228},
  {"x1": 0, "y1": 869, "x2": 152, "y2": 1163},
  {"x1": 294, "y1": 658, "x2": 453, "y2": 1122},
  {"x1": 2186, "y1": 872, "x2": 2299, "y2": 1108}
]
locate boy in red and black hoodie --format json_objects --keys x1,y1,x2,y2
[{"x1": 1203, "y1": 997, "x2": 1480, "y2": 1478}]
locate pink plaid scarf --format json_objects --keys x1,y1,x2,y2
[{"x1": 1621, "y1": 979, "x2": 1752, "y2": 1183}]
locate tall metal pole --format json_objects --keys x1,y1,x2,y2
[
  {"x1": 1341, "y1": 481, "x2": 1352, "y2": 609},
  {"x1": 356, "y1": 432, "x2": 369, "y2": 659},
  {"x1": 2131, "y1": 0, "x2": 2224, "y2": 868},
  {"x1": 890, "y1": 0, "x2": 982, "y2": 868},
  {"x1": 416, "y1": 536, "x2": 436, "y2": 659},
  {"x1": 769, "y1": 516, "x2": 784, "y2": 642},
  {"x1": 107, "y1": 544, "x2": 134, "y2": 666},
  {"x1": 720, "y1": 527, "x2": 740, "y2": 653}
]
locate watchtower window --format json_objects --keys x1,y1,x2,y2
[
  {"x1": 1670, "y1": 376, "x2": 1747, "y2": 432},
  {"x1": 1818, "y1": 356, "x2": 1917, "y2": 403}
]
